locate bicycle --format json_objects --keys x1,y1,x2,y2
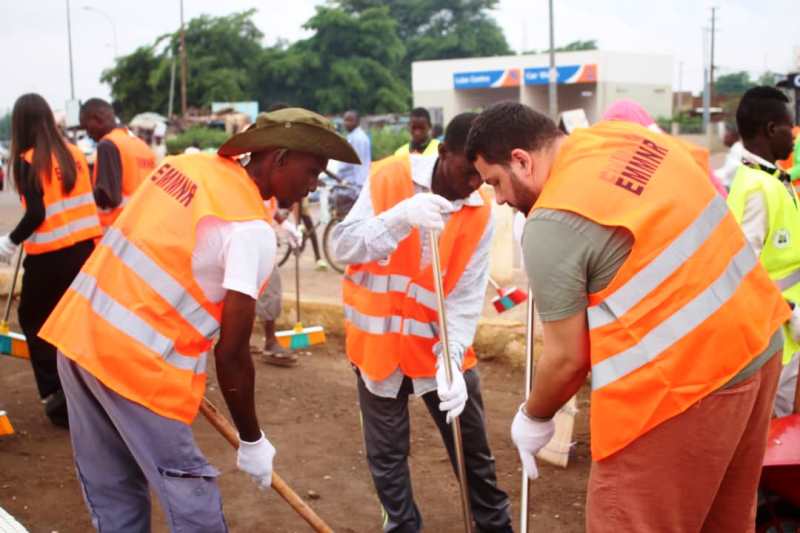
[{"x1": 274, "y1": 170, "x2": 358, "y2": 274}]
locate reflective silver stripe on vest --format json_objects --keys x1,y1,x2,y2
[
  {"x1": 71, "y1": 272, "x2": 207, "y2": 374},
  {"x1": 406, "y1": 282, "x2": 437, "y2": 312},
  {"x1": 98, "y1": 195, "x2": 130, "y2": 214},
  {"x1": 775, "y1": 268, "x2": 800, "y2": 292},
  {"x1": 44, "y1": 192, "x2": 96, "y2": 219},
  {"x1": 28, "y1": 214, "x2": 101, "y2": 245},
  {"x1": 591, "y1": 244, "x2": 758, "y2": 391},
  {"x1": 346, "y1": 271, "x2": 411, "y2": 293},
  {"x1": 587, "y1": 195, "x2": 729, "y2": 330},
  {"x1": 344, "y1": 305, "x2": 437, "y2": 339},
  {"x1": 103, "y1": 227, "x2": 219, "y2": 338}
]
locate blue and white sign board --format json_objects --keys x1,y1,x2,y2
[
  {"x1": 453, "y1": 68, "x2": 521, "y2": 90},
  {"x1": 523, "y1": 64, "x2": 597, "y2": 85}
]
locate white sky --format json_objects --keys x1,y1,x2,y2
[{"x1": 1, "y1": 0, "x2": 798, "y2": 114}]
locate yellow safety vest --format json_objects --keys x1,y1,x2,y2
[
  {"x1": 394, "y1": 139, "x2": 440, "y2": 157},
  {"x1": 728, "y1": 163, "x2": 800, "y2": 363}
]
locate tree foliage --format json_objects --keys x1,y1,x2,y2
[
  {"x1": 103, "y1": 3, "x2": 511, "y2": 117},
  {"x1": 0, "y1": 111, "x2": 11, "y2": 141},
  {"x1": 523, "y1": 39, "x2": 598, "y2": 55},
  {"x1": 715, "y1": 71, "x2": 755, "y2": 97}
]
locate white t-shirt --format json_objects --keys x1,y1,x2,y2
[{"x1": 191, "y1": 216, "x2": 276, "y2": 303}]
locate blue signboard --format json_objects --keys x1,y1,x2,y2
[
  {"x1": 453, "y1": 68, "x2": 521, "y2": 90},
  {"x1": 523, "y1": 64, "x2": 597, "y2": 85}
]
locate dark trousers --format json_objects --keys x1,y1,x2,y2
[
  {"x1": 18, "y1": 240, "x2": 94, "y2": 399},
  {"x1": 357, "y1": 369, "x2": 513, "y2": 533}
]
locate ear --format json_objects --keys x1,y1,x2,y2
[{"x1": 510, "y1": 148, "x2": 533, "y2": 176}]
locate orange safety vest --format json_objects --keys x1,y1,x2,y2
[
  {"x1": 21, "y1": 145, "x2": 102, "y2": 254},
  {"x1": 343, "y1": 154, "x2": 491, "y2": 381},
  {"x1": 778, "y1": 126, "x2": 800, "y2": 172},
  {"x1": 94, "y1": 128, "x2": 156, "y2": 228},
  {"x1": 40, "y1": 153, "x2": 268, "y2": 423},
  {"x1": 534, "y1": 121, "x2": 788, "y2": 460}
]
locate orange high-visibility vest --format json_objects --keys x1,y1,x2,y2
[
  {"x1": 534, "y1": 121, "x2": 788, "y2": 460},
  {"x1": 778, "y1": 126, "x2": 800, "y2": 172},
  {"x1": 343, "y1": 155, "x2": 491, "y2": 381},
  {"x1": 21, "y1": 145, "x2": 102, "y2": 254},
  {"x1": 40, "y1": 153, "x2": 267, "y2": 423},
  {"x1": 94, "y1": 128, "x2": 156, "y2": 227}
]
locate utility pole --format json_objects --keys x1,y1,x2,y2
[
  {"x1": 66, "y1": 0, "x2": 76, "y2": 100},
  {"x1": 179, "y1": 0, "x2": 188, "y2": 117},
  {"x1": 709, "y1": 6, "x2": 717, "y2": 107},
  {"x1": 702, "y1": 26, "x2": 711, "y2": 144},
  {"x1": 168, "y1": 51, "x2": 177, "y2": 119},
  {"x1": 677, "y1": 61, "x2": 684, "y2": 113},
  {"x1": 547, "y1": 0, "x2": 558, "y2": 120}
]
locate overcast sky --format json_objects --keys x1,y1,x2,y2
[{"x1": 1, "y1": 0, "x2": 797, "y2": 114}]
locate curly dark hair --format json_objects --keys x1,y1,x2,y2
[
  {"x1": 466, "y1": 102, "x2": 560, "y2": 164},
  {"x1": 736, "y1": 86, "x2": 791, "y2": 140}
]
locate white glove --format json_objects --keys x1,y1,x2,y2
[
  {"x1": 280, "y1": 220, "x2": 302, "y2": 249},
  {"x1": 789, "y1": 305, "x2": 800, "y2": 343},
  {"x1": 435, "y1": 354, "x2": 468, "y2": 424},
  {"x1": 511, "y1": 404, "x2": 555, "y2": 480},
  {"x1": 237, "y1": 431, "x2": 275, "y2": 491},
  {"x1": 0, "y1": 235, "x2": 17, "y2": 264},
  {"x1": 393, "y1": 193, "x2": 453, "y2": 232}
]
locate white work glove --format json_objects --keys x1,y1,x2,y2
[
  {"x1": 435, "y1": 350, "x2": 468, "y2": 424},
  {"x1": 280, "y1": 220, "x2": 302, "y2": 250},
  {"x1": 0, "y1": 235, "x2": 17, "y2": 264},
  {"x1": 511, "y1": 404, "x2": 555, "y2": 480},
  {"x1": 394, "y1": 193, "x2": 453, "y2": 232},
  {"x1": 789, "y1": 305, "x2": 800, "y2": 343},
  {"x1": 236, "y1": 431, "x2": 276, "y2": 491}
]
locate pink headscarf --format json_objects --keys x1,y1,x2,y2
[{"x1": 602, "y1": 99, "x2": 728, "y2": 197}]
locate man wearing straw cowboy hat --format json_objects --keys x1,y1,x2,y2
[
  {"x1": 39, "y1": 108, "x2": 359, "y2": 531},
  {"x1": 331, "y1": 112, "x2": 513, "y2": 532}
]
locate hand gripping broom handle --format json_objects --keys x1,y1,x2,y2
[
  {"x1": 199, "y1": 398, "x2": 333, "y2": 533},
  {"x1": 1, "y1": 248, "x2": 24, "y2": 330},
  {"x1": 429, "y1": 230, "x2": 473, "y2": 533},
  {"x1": 519, "y1": 289, "x2": 535, "y2": 533}
]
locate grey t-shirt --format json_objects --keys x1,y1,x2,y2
[{"x1": 522, "y1": 208, "x2": 781, "y2": 387}]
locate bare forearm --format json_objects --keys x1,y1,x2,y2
[
  {"x1": 525, "y1": 356, "x2": 588, "y2": 419},
  {"x1": 215, "y1": 345, "x2": 260, "y2": 442}
]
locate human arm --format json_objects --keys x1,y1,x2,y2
[
  {"x1": 214, "y1": 289, "x2": 261, "y2": 442},
  {"x1": 329, "y1": 177, "x2": 451, "y2": 265},
  {"x1": 8, "y1": 159, "x2": 45, "y2": 245},
  {"x1": 93, "y1": 140, "x2": 123, "y2": 209}
]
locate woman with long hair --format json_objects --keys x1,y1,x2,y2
[{"x1": 3, "y1": 93, "x2": 102, "y2": 427}]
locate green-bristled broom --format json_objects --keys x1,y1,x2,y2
[
  {"x1": 275, "y1": 248, "x2": 325, "y2": 350},
  {"x1": 0, "y1": 248, "x2": 28, "y2": 360}
]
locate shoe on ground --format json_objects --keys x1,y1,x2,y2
[
  {"x1": 253, "y1": 343, "x2": 298, "y2": 368},
  {"x1": 315, "y1": 259, "x2": 329, "y2": 271},
  {"x1": 44, "y1": 390, "x2": 69, "y2": 429}
]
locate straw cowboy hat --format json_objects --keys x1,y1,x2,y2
[{"x1": 218, "y1": 107, "x2": 361, "y2": 164}]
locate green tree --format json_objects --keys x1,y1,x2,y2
[
  {"x1": 0, "y1": 111, "x2": 11, "y2": 141},
  {"x1": 253, "y1": 6, "x2": 409, "y2": 114},
  {"x1": 715, "y1": 71, "x2": 755, "y2": 97},
  {"x1": 524, "y1": 39, "x2": 598, "y2": 55},
  {"x1": 102, "y1": 10, "x2": 264, "y2": 121},
  {"x1": 338, "y1": 0, "x2": 511, "y2": 82}
]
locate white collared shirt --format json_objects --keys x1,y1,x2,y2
[
  {"x1": 738, "y1": 148, "x2": 780, "y2": 257},
  {"x1": 330, "y1": 155, "x2": 493, "y2": 398}
]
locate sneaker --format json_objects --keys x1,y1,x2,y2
[{"x1": 315, "y1": 259, "x2": 330, "y2": 271}]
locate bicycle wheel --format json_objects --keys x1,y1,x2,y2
[
  {"x1": 323, "y1": 216, "x2": 345, "y2": 274},
  {"x1": 276, "y1": 228, "x2": 306, "y2": 267}
]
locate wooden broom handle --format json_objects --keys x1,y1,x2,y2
[{"x1": 199, "y1": 398, "x2": 334, "y2": 533}]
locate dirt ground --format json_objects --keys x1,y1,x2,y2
[{"x1": 0, "y1": 323, "x2": 590, "y2": 533}]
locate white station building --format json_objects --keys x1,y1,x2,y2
[{"x1": 412, "y1": 50, "x2": 673, "y2": 126}]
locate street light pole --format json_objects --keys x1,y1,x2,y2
[
  {"x1": 82, "y1": 5, "x2": 118, "y2": 58},
  {"x1": 179, "y1": 0, "x2": 188, "y2": 117},
  {"x1": 66, "y1": 0, "x2": 76, "y2": 100},
  {"x1": 547, "y1": 0, "x2": 558, "y2": 120}
]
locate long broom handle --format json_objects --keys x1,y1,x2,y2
[
  {"x1": 295, "y1": 245, "x2": 301, "y2": 324},
  {"x1": 487, "y1": 276, "x2": 503, "y2": 295},
  {"x1": 1, "y1": 247, "x2": 24, "y2": 329},
  {"x1": 519, "y1": 289, "x2": 535, "y2": 533},
  {"x1": 429, "y1": 231, "x2": 473, "y2": 533},
  {"x1": 199, "y1": 398, "x2": 333, "y2": 533}
]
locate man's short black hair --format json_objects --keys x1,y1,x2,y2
[
  {"x1": 80, "y1": 97, "x2": 113, "y2": 117},
  {"x1": 466, "y1": 102, "x2": 560, "y2": 164},
  {"x1": 443, "y1": 112, "x2": 478, "y2": 154},
  {"x1": 410, "y1": 107, "x2": 431, "y2": 125},
  {"x1": 736, "y1": 86, "x2": 791, "y2": 140}
]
